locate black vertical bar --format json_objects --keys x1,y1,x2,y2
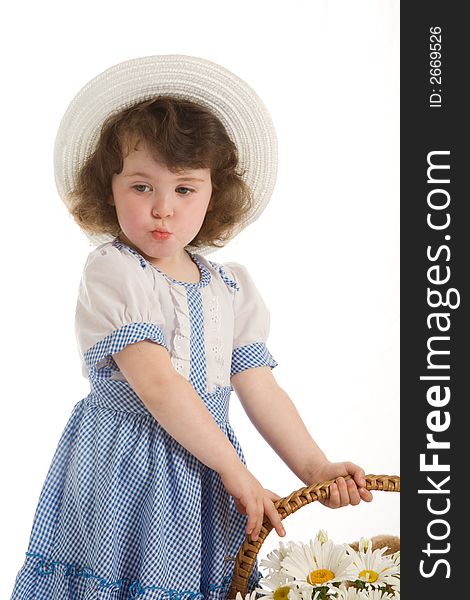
[{"x1": 401, "y1": 2, "x2": 467, "y2": 597}]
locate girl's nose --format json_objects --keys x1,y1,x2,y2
[{"x1": 151, "y1": 192, "x2": 174, "y2": 219}]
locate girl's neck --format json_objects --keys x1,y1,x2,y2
[{"x1": 154, "y1": 255, "x2": 201, "y2": 284}]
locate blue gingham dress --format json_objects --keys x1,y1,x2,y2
[{"x1": 11, "y1": 238, "x2": 278, "y2": 600}]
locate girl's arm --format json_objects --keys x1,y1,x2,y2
[
  {"x1": 231, "y1": 366, "x2": 373, "y2": 508},
  {"x1": 112, "y1": 340, "x2": 285, "y2": 541}
]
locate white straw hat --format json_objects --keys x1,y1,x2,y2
[{"x1": 54, "y1": 54, "x2": 278, "y2": 254}]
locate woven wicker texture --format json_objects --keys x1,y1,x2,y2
[{"x1": 228, "y1": 474, "x2": 400, "y2": 599}]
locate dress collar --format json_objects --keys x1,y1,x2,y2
[{"x1": 111, "y1": 237, "x2": 212, "y2": 289}]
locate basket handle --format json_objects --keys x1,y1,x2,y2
[{"x1": 228, "y1": 473, "x2": 400, "y2": 599}]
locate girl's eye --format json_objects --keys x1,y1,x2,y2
[
  {"x1": 176, "y1": 187, "x2": 194, "y2": 196},
  {"x1": 132, "y1": 184, "x2": 151, "y2": 193}
]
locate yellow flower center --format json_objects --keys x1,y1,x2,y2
[
  {"x1": 359, "y1": 569, "x2": 379, "y2": 583},
  {"x1": 274, "y1": 586, "x2": 291, "y2": 600},
  {"x1": 308, "y1": 569, "x2": 335, "y2": 585}
]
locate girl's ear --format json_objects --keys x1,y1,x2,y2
[{"x1": 107, "y1": 194, "x2": 115, "y2": 207}]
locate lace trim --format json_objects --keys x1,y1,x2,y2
[{"x1": 25, "y1": 552, "x2": 238, "y2": 599}]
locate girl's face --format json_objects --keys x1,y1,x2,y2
[{"x1": 109, "y1": 143, "x2": 212, "y2": 265}]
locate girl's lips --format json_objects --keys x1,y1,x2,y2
[{"x1": 152, "y1": 230, "x2": 172, "y2": 240}]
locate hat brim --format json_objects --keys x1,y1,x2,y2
[{"x1": 54, "y1": 54, "x2": 277, "y2": 255}]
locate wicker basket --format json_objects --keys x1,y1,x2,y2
[{"x1": 228, "y1": 473, "x2": 400, "y2": 599}]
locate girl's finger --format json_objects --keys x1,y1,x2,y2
[
  {"x1": 264, "y1": 499, "x2": 286, "y2": 537},
  {"x1": 249, "y1": 499, "x2": 264, "y2": 541},
  {"x1": 327, "y1": 482, "x2": 340, "y2": 508},
  {"x1": 245, "y1": 500, "x2": 258, "y2": 536},
  {"x1": 265, "y1": 488, "x2": 282, "y2": 502},
  {"x1": 346, "y1": 478, "x2": 361, "y2": 506},
  {"x1": 336, "y1": 477, "x2": 350, "y2": 507},
  {"x1": 359, "y1": 487, "x2": 373, "y2": 502},
  {"x1": 351, "y1": 466, "x2": 367, "y2": 488}
]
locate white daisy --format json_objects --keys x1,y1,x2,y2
[
  {"x1": 358, "y1": 538, "x2": 372, "y2": 553},
  {"x1": 316, "y1": 530, "x2": 329, "y2": 544},
  {"x1": 390, "y1": 551, "x2": 400, "y2": 568},
  {"x1": 334, "y1": 589, "x2": 366, "y2": 600},
  {"x1": 358, "y1": 589, "x2": 398, "y2": 600},
  {"x1": 335, "y1": 588, "x2": 399, "y2": 600},
  {"x1": 235, "y1": 592, "x2": 258, "y2": 600},
  {"x1": 346, "y1": 545, "x2": 400, "y2": 590},
  {"x1": 312, "y1": 588, "x2": 344, "y2": 599},
  {"x1": 291, "y1": 586, "x2": 321, "y2": 600},
  {"x1": 260, "y1": 541, "x2": 296, "y2": 573},
  {"x1": 256, "y1": 570, "x2": 296, "y2": 600},
  {"x1": 281, "y1": 538, "x2": 353, "y2": 589},
  {"x1": 382, "y1": 550, "x2": 400, "y2": 595}
]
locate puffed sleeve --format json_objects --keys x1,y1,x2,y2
[
  {"x1": 223, "y1": 262, "x2": 278, "y2": 377},
  {"x1": 75, "y1": 245, "x2": 168, "y2": 376}
]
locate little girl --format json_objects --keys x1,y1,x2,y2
[{"x1": 11, "y1": 55, "x2": 372, "y2": 600}]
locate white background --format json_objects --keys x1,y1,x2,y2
[{"x1": 1, "y1": 0, "x2": 399, "y2": 596}]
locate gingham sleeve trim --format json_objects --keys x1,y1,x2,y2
[
  {"x1": 230, "y1": 341, "x2": 278, "y2": 376},
  {"x1": 84, "y1": 322, "x2": 168, "y2": 371}
]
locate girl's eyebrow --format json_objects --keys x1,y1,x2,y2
[
  {"x1": 174, "y1": 176, "x2": 207, "y2": 183},
  {"x1": 123, "y1": 171, "x2": 206, "y2": 183}
]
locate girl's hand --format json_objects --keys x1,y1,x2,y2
[
  {"x1": 219, "y1": 463, "x2": 286, "y2": 542},
  {"x1": 306, "y1": 461, "x2": 373, "y2": 509}
]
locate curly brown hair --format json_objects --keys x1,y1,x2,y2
[{"x1": 67, "y1": 97, "x2": 253, "y2": 250}]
